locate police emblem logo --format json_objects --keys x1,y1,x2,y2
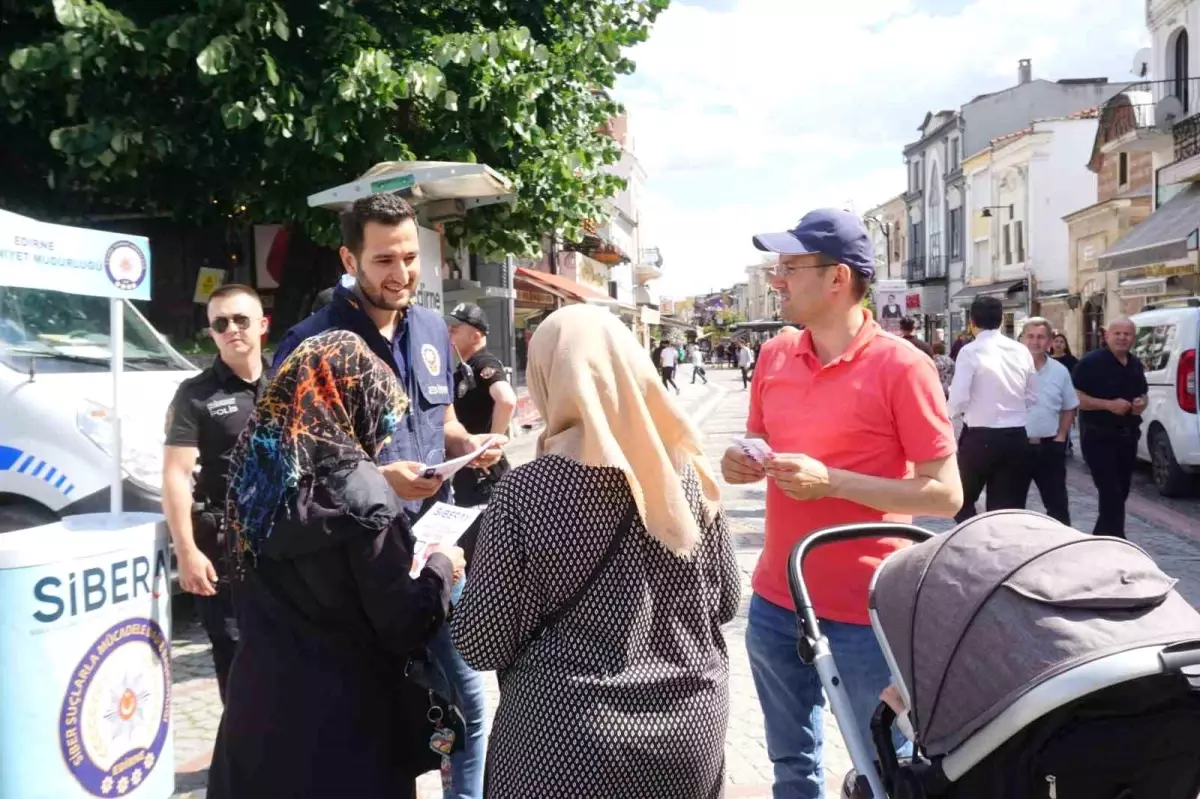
[
  {"x1": 103, "y1": 241, "x2": 148, "y2": 292},
  {"x1": 456, "y1": 380, "x2": 468, "y2": 398},
  {"x1": 59, "y1": 618, "x2": 170, "y2": 797},
  {"x1": 421, "y1": 343, "x2": 441, "y2": 376},
  {"x1": 479, "y1": 366, "x2": 496, "y2": 380}
]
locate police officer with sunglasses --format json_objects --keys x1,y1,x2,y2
[{"x1": 162, "y1": 284, "x2": 270, "y2": 703}]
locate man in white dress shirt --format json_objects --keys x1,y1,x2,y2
[
  {"x1": 1019, "y1": 317, "x2": 1078, "y2": 526},
  {"x1": 947, "y1": 295, "x2": 1037, "y2": 523}
]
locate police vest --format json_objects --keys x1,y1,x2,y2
[{"x1": 275, "y1": 286, "x2": 454, "y2": 516}]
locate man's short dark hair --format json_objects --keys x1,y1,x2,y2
[
  {"x1": 208, "y1": 283, "x2": 261, "y2": 307},
  {"x1": 969, "y1": 295, "x2": 1004, "y2": 331},
  {"x1": 849, "y1": 271, "x2": 870, "y2": 302},
  {"x1": 340, "y1": 194, "x2": 417, "y2": 255},
  {"x1": 888, "y1": 294, "x2": 896, "y2": 301},
  {"x1": 899, "y1": 317, "x2": 916, "y2": 333}
]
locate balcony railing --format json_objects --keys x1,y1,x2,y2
[
  {"x1": 1096, "y1": 78, "x2": 1200, "y2": 159},
  {"x1": 905, "y1": 254, "x2": 947, "y2": 282},
  {"x1": 904, "y1": 256, "x2": 925, "y2": 282}
]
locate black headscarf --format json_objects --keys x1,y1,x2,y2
[{"x1": 225, "y1": 330, "x2": 408, "y2": 563}]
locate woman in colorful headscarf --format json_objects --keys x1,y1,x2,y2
[
  {"x1": 451, "y1": 304, "x2": 740, "y2": 798},
  {"x1": 207, "y1": 330, "x2": 464, "y2": 799}
]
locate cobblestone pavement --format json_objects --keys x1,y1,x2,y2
[{"x1": 170, "y1": 364, "x2": 1200, "y2": 798}]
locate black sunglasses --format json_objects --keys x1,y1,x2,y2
[{"x1": 211, "y1": 314, "x2": 252, "y2": 334}]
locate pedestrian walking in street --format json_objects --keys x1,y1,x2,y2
[
  {"x1": 1072, "y1": 317, "x2": 1148, "y2": 538},
  {"x1": 948, "y1": 296, "x2": 1037, "y2": 523},
  {"x1": 727, "y1": 208, "x2": 961, "y2": 799},
  {"x1": 736, "y1": 339, "x2": 755, "y2": 389},
  {"x1": 950, "y1": 330, "x2": 973, "y2": 361},
  {"x1": 932, "y1": 340, "x2": 955, "y2": 398},
  {"x1": 453, "y1": 304, "x2": 739, "y2": 799},
  {"x1": 162, "y1": 284, "x2": 270, "y2": 703},
  {"x1": 688, "y1": 342, "x2": 709, "y2": 384},
  {"x1": 1019, "y1": 318, "x2": 1078, "y2": 526},
  {"x1": 656, "y1": 338, "x2": 681, "y2": 394},
  {"x1": 1051, "y1": 332, "x2": 1079, "y2": 374},
  {"x1": 208, "y1": 331, "x2": 465, "y2": 799},
  {"x1": 272, "y1": 193, "x2": 500, "y2": 799},
  {"x1": 899, "y1": 317, "x2": 934, "y2": 358}
]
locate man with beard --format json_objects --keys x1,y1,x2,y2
[
  {"x1": 722, "y1": 209, "x2": 961, "y2": 798},
  {"x1": 273, "y1": 193, "x2": 499, "y2": 799}
]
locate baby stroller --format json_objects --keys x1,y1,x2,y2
[{"x1": 787, "y1": 509, "x2": 1200, "y2": 799}]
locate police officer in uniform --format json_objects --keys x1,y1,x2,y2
[
  {"x1": 162, "y1": 284, "x2": 270, "y2": 703},
  {"x1": 445, "y1": 303, "x2": 517, "y2": 508},
  {"x1": 273, "y1": 193, "x2": 501, "y2": 799}
]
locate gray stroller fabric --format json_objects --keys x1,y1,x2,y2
[{"x1": 871, "y1": 510, "x2": 1200, "y2": 756}]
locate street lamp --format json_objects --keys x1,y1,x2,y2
[
  {"x1": 864, "y1": 215, "x2": 891, "y2": 277},
  {"x1": 980, "y1": 204, "x2": 1014, "y2": 219}
]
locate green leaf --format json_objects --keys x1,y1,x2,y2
[
  {"x1": 52, "y1": 0, "x2": 87, "y2": 28},
  {"x1": 111, "y1": 132, "x2": 127, "y2": 153},
  {"x1": 443, "y1": 90, "x2": 458, "y2": 112},
  {"x1": 196, "y1": 36, "x2": 234, "y2": 76},
  {"x1": 273, "y1": 5, "x2": 290, "y2": 41},
  {"x1": 49, "y1": 128, "x2": 67, "y2": 151},
  {"x1": 8, "y1": 48, "x2": 30, "y2": 71},
  {"x1": 252, "y1": 103, "x2": 268, "y2": 122},
  {"x1": 262, "y1": 53, "x2": 280, "y2": 86},
  {"x1": 97, "y1": 149, "x2": 117, "y2": 168},
  {"x1": 337, "y1": 80, "x2": 356, "y2": 101}
]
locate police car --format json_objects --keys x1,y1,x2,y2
[
  {"x1": 0, "y1": 286, "x2": 199, "y2": 533},
  {"x1": 1129, "y1": 298, "x2": 1200, "y2": 497}
]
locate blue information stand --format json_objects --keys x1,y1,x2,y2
[{"x1": 0, "y1": 210, "x2": 174, "y2": 798}]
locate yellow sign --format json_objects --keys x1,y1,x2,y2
[
  {"x1": 193, "y1": 267, "x2": 227, "y2": 304},
  {"x1": 1143, "y1": 262, "x2": 1197, "y2": 278}
]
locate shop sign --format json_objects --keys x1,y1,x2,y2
[
  {"x1": 577, "y1": 256, "x2": 610, "y2": 292},
  {"x1": 516, "y1": 288, "x2": 556, "y2": 308},
  {"x1": 1143, "y1": 262, "x2": 1196, "y2": 278}
]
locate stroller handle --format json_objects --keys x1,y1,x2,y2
[{"x1": 787, "y1": 523, "x2": 935, "y2": 644}]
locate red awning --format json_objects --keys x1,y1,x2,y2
[{"x1": 515, "y1": 267, "x2": 613, "y2": 304}]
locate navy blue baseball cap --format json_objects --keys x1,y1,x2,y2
[{"x1": 752, "y1": 208, "x2": 875, "y2": 279}]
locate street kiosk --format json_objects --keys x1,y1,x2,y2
[{"x1": 0, "y1": 209, "x2": 173, "y2": 798}]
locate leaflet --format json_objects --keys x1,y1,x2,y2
[
  {"x1": 733, "y1": 436, "x2": 774, "y2": 464},
  {"x1": 418, "y1": 436, "x2": 500, "y2": 481},
  {"x1": 409, "y1": 502, "x2": 482, "y2": 577}
]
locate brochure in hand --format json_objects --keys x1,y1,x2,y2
[{"x1": 410, "y1": 502, "x2": 483, "y2": 577}]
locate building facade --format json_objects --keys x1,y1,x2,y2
[
  {"x1": 744, "y1": 259, "x2": 781, "y2": 321},
  {"x1": 902, "y1": 110, "x2": 959, "y2": 340},
  {"x1": 1063, "y1": 92, "x2": 1160, "y2": 355},
  {"x1": 1088, "y1": 0, "x2": 1200, "y2": 328},
  {"x1": 862, "y1": 193, "x2": 908, "y2": 281}
]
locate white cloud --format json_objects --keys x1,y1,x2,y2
[{"x1": 616, "y1": 0, "x2": 1148, "y2": 298}]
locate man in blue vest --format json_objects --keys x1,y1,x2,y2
[{"x1": 273, "y1": 192, "x2": 501, "y2": 798}]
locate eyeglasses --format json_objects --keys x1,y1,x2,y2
[
  {"x1": 772, "y1": 261, "x2": 841, "y2": 277},
  {"x1": 211, "y1": 314, "x2": 253, "y2": 334}
]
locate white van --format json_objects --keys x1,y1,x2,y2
[
  {"x1": 1129, "y1": 298, "x2": 1200, "y2": 497},
  {"x1": 0, "y1": 286, "x2": 199, "y2": 532}
]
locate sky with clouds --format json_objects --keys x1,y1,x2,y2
[{"x1": 614, "y1": 0, "x2": 1149, "y2": 299}]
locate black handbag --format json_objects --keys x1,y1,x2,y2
[{"x1": 394, "y1": 649, "x2": 468, "y2": 777}]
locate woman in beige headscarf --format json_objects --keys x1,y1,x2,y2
[{"x1": 452, "y1": 304, "x2": 740, "y2": 799}]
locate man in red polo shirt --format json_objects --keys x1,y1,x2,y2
[{"x1": 722, "y1": 209, "x2": 962, "y2": 799}]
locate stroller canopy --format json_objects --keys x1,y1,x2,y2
[{"x1": 872, "y1": 510, "x2": 1200, "y2": 756}]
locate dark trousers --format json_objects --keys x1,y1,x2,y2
[
  {"x1": 660, "y1": 365, "x2": 679, "y2": 391},
  {"x1": 1021, "y1": 439, "x2": 1071, "y2": 526},
  {"x1": 1081, "y1": 427, "x2": 1140, "y2": 538},
  {"x1": 740, "y1": 366, "x2": 752, "y2": 388},
  {"x1": 196, "y1": 584, "x2": 238, "y2": 703},
  {"x1": 193, "y1": 510, "x2": 238, "y2": 703},
  {"x1": 691, "y1": 364, "x2": 707, "y2": 384},
  {"x1": 954, "y1": 426, "x2": 1029, "y2": 523}
]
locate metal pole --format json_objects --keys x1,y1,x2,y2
[{"x1": 109, "y1": 297, "x2": 124, "y2": 516}]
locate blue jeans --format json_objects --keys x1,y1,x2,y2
[
  {"x1": 746, "y1": 594, "x2": 909, "y2": 799},
  {"x1": 429, "y1": 578, "x2": 487, "y2": 799}
]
